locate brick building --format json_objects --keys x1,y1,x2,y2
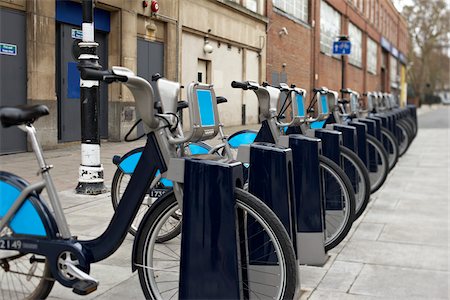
[{"x1": 266, "y1": 0, "x2": 409, "y2": 106}]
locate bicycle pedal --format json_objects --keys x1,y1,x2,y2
[{"x1": 72, "y1": 280, "x2": 98, "y2": 296}]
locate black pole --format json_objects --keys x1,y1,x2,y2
[
  {"x1": 75, "y1": 0, "x2": 106, "y2": 195},
  {"x1": 338, "y1": 35, "x2": 349, "y2": 99},
  {"x1": 341, "y1": 54, "x2": 345, "y2": 99}
]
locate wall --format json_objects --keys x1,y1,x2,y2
[
  {"x1": 0, "y1": 0, "x2": 179, "y2": 148},
  {"x1": 180, "y1": 0, "x2": 267, "y2": 126},
  {"x1": 266, "y1": 1, "x2": 312, "y2": 93}
]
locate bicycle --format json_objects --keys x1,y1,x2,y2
[
  {"x1": 364, "y1": 92, "x2": 415, "y2": 158},
  {"x1": 221, "y1": 82, "x2": 360, "y2": 250},
  {"x1": 112, "y1": 79, "x2": 357, "y2": 252},
  {"x1": 311, "y1": 88, "x2": 390, "y2": 194},
  {"x1": 0, "y1": 66, "x2": 297, "y2": 299}
]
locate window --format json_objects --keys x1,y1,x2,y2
[
  {"x1": 320, "y1": 0, "x2": 341, "y2": 55},
  {"x1": 348, "y1": 22, "x2": 362, "y2": 67},
  {"x1": 367, "y1": 37, "x2": 377, "y2": 74},
  {"x1": 273, "y1": 0, "x2": 309, "y2": 23},
  {"x1": 390, "y1": 55, "x2": 398, "y2": 87},
  {"x1": 244, "y1": 0, "x2": 258, "y2": 12}
]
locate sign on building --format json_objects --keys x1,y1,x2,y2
[
  {"x1": 333, "y1": 40, "x2": 351, "y2": 55},
  {"x1": 0, "y1": 43, "x2": 17, "y2": 56}
]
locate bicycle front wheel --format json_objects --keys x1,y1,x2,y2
[
  {"x1": 136, "y1": 188, "x2": 298, "y2": 300},
  {"x1": 319, "y1": 155, "x2": 356, "y2": 251},
  {"x1": 339, "y1": 146, "x2": 371, "y2": 220},
  {"x1": 111, "y1": 168, "x2": 181, "y2": 241},
  {"x1": 366, "y1": 135, "x2": 389, "y2": 193},
  {"x1": 380, "y1": 128, "x2": 399, "y2": 170},
  {"x1": 0, "y1": 231, "x2": 54, "y2": 299},
  {"x1": 397, "y1": 121, "x2": 412, "y2": 157}
]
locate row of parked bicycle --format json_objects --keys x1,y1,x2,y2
[{"x1": 0, "y1": 64, "x2": 417, "y2": 299}]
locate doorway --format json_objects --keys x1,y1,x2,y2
[
  {"x1": 0, "y1": 8, "x2": 27, "y2": 154},
  {"x1": 56, "y1": 23, "x2": 109, "y2": 142}
]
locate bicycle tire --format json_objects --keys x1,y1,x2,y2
[
  {"x1": 319, "y1": 155, "x2": 356, "y2": 251},
  {"x1": 111, "y1": 168, "x2": 181, "y2": 242},
  {"x1": 136, "y1": 188, "x2": 298, "y2": 300},
  {"x1": 0, "y1": 234, "x2": 54, "y2": 299},
  {"x1": 366, "y1": 135, "x2": 389, "y2": 193},
  {"x1": 339, "y1": 146, "x2": 371, "y2": 220},
  {"x1": 380, "y1": 128, "x2": 399, "y2": 170},
  {"x1": 396, "y1": 121, "x2": 411, "y2": 157}
]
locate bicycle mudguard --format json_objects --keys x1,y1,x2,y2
[
  {"x1": 227, "y1": 129, "x2": 258, "y2": 148},
  {"x1": 0, "y1": 171, "x2": 59, "y2": 238}
]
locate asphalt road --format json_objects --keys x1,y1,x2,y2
[{"x1": 419, "y1": 105, "x2": 450, "y2": 128}]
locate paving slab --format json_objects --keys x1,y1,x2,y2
[
  {"x1": 315, "y1": 261, "x2": 364, "y2": 293},
  {"x1": 349, "y1": 264, "x2": 449, "y2": 299}
]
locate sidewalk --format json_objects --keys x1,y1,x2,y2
[{"x1": 0, "y1": 109, "x2": 448, "y2": 299}]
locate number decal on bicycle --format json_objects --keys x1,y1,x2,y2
[
  {"x1": 0, "y1": 240, "x2": 22, "y2": 250},
  {"x1": 150, "y1": 189, "x2": 166, "y2": 198}
]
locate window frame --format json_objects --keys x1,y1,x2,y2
[
  {"x1": 348, "y1": 22, "x2": 363, "y2": 68},
  {"x1": 367, "y1": 37, "x2": 378, "y2": 75},
  {"x1": 320, "y1": 0, "x2": 342, "y2": 57},
  {"x1": 273, "y1": 0, "x2": 309, "y2": 23}
]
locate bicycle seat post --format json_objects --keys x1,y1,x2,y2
[{"x1": 24, "y1": 124, "x2": 72, "y2": 239}]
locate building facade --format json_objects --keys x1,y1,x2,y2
[
  {"x1": 0, "y1": 0, "x2": 409, "y2": 153},
  {"x1": 0, "y1": 0, "x2": 267, "y2": 153},
  {"x1": 266, "y1": 0, "x2": 409, "y2": 106}
]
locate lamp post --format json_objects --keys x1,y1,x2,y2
[{"x1": 75, "y1": 0, "x2": 106, "y2": 195}]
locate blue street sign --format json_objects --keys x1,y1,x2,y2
[
  {"x1": 0, "y1": 43, "x2": 17, "y2": 56},
  {"x1": 333, "y1": 40, "x2": 352, "y2": 55}
]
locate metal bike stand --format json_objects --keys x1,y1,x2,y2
[
  {"x1": 312, "y1": 129, "x2": 342, "y2": 165},
  {"x1": 179, "y1": 158, "x2": 243, "y2": 299},
  {"x1": 407, "y1": 104, "x2": 417, "y2": 126},
  {"x1": 348, "y1": 121, "x2": 369, "y2": 168},
  {"x1": 365, "y1": 117, "x2": 382, "y2": 141},
  {"x1": 354, "y1": 119, "x2": 378, "y2": 173},
  {"x1": 327, "y1": 124, "x2": 358, "y2": 188},
  {"x1": 279, "y1": 135, "x2": 328, "y2": 266},
  {"x1": 311, "y1": 129, "x2": 346, "y2": 219},
  {"x1": 327, "y1": 124, "x2": 357, "y2": 152},
  {"x1": 247, "y1": 142, "x2": 301, "y2": 293}
]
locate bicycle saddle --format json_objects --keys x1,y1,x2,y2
[{"x1": 0, "y1": 105, "x2": 49, "y2": 128}]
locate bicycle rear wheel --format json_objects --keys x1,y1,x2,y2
[
  {"x1": 136, "y1": 188, "x2": 298, "y2": 300},
  {"x1": 319, "y1": 155, "x2": 356, "y2": 251}
]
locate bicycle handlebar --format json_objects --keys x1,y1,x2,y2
[
  {"x1": 313, "y1": 87, "x2": 329, "y2": 94},
  {"x1": 340, "y1": 88, "x2": 354, "y2": 94},
  {"x1": 80, "y1": 68, "x2": 128, "y2": 83},
  {"x1": 231, "y1": 81, "x2": 258, "y2": 90}
]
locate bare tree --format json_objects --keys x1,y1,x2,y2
[{"x1": 403, "y1": 0, "x2": 450, "y2": 104}]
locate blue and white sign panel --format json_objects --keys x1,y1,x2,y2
[
  {"x1": 0, "y1": 43, "x2": 17, "y2": 56},
  {"x1": 333, "y1": 41, "x2": 352, "y2": 55},
  {"x1": 71, "y1": 29, "x2": 83, "y2": 40}
]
